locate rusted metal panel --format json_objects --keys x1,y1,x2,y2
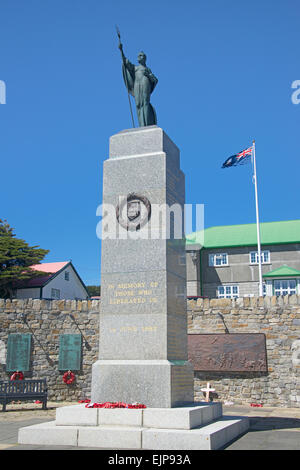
[{"x1": 188, "y1": 334, "x2": 267, "y2": 372}]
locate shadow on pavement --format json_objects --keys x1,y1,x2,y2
[{"x1": 248, "y1": 416, "x2": 300, "y2": 431}]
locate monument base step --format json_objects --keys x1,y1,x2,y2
[
  {"x1": 18, "y1": 403, "x2": 249, "y2": 450},
  {"x1": 55, "y1": 402, "x2": 223, "y2": 428},
  {"x1": 18, "y1": 417, "x2": 248, "y2": 450}
]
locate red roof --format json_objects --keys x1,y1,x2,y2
[
  {"x1": 13, "y1": 261, "x2": 69, "y2": 288},
  {"x1": 30, "y1": 262, "x2": 69, "y2": 274}
]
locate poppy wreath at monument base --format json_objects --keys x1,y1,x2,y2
[
  {"x1": 10, "y1": 371, "x2": 24, "y2": 381},
  {"x1": 62, "y1": 370, "x2": 76, "y2": 385},
  {"x1": 85, "y1": 401, "x2": 146, "y2": 409}
]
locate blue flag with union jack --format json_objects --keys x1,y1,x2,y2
[{"x1": 222, "y1": 146, "x2": 253, "y2": 168}]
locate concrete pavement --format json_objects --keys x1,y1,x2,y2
[
  {"x1": 0, "y1": 401, "x2": 299, "y2": 450},
  {"x1": 222, "y1": 404, "x2": 300, "y2": 450}
]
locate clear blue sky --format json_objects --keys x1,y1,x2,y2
[{"x1": 1, "y1": 0, "x2": 299, "y2": 285}]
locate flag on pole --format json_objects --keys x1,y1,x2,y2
[
  {"x1": 221, "y1": 140, "x2": 264, "y2": 296},
  {"x1": 221, "y1": 146, "x2": 253, "y2": 168}
]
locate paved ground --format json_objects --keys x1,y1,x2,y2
[
  {"x1": 0, "y1": 401, "x2": 299, "y2": 451},
  {"x1": 222, "y1": 404, "x2": 300, "y2": 450}
]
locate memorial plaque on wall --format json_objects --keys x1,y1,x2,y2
[
  {"x1": 6, "y1": 333, "x2": 32, "y2": 372},
  {"x1": 58, "y1": 334, "x2": 82, "y2": 371},
  {"x1": 188, "y1": 334, "x2": 267, "y2": 372}
]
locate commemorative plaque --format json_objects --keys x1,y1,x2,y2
[
  {"x1": 6, "y1": 333, "x2": 32, "y2": 372},
  {"x1": 58, "y1": 334, "x2": 82, "y2": 371},
  {"x1": 188, "y1": 333, "x2": 267, "y2": 372}
]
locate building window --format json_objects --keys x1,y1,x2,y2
[
  {"x1": 217, "y1": 285, "x2": 239, "y2": 299},
  {"x1": 263, "y1": 282, "x2": 267, "y2": 296},
  {"x1": 249, "y1": 250, "x2": 270, "y2": 264},
  {"x1": 176, "y1": 284, "x2": 186, "y2": 298},
  {"x1": 209, "y1": 253, "x2": 228, "y2": 267},
  {"x1": 51, "y1": 288, "x2": 60, "y2": 299},
  {"x1": 273, "y1": 279, "x2": 296, "y2": 296},
  {"x1": 65, "y1": 271, "x2": 70, "y2": 281},
  {"x1": 178, "y1": 254, "x2": 186, "y2": 266}
]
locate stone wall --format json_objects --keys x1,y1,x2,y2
[
  {"x1": 188, "y1": 296, "x2": 300, "y2": 407},
  {"x1": 0, "y1": 296, "x2": 299, "y2": 406},
  {"x1": 0, "y1": 299, "x2": 100, "y2": 401}
]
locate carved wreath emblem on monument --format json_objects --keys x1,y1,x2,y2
[{"x1": 116, "y1": 193, "x2": 151, "y2": 231}]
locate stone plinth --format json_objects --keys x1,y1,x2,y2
[
  {"x1": 91, "y1": 126, "x2": 194, "y2": 407},
  {"x1": 18, "y1": 402, "x2": 249, "y2": 450}
]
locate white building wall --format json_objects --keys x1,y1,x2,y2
[{"x1": 42, "y1": 265, "x2": 88, "y2": 300}]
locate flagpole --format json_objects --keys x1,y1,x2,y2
[{"x1": 252, "y1": 140, "x2": 263, "y2": 296}]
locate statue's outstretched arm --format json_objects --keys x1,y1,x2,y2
[
  {"x1": 118, "y1": 42, "x2": 126, "y2": 63},
  {"x1": 119, "y1": 43, "x2": 135, "y2": 75}
]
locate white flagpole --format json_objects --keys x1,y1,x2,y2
[{"x1": 252, "y1": 140, "x2": 263, "y2": 296}]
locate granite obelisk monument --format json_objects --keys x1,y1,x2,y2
[{"x1": 91, "y1": 125, "x2": 194, "y2": 407}]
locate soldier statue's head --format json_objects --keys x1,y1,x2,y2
[{"x1": 137, "y1": 51, "x2": 147, "y2": 65}]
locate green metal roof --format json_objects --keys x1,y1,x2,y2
[
  {"x1": 263, "y1": 265, "x2": 300, "y2": 278},
  {"x1": 186, "y1": 219, "x2": 300, "y2": 248}
]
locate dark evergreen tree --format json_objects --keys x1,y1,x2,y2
[
  {"x1": 0, "y1": 219, "x2": 49, "y2": 298},
  {"x1": 86, "y1": 285, "x2": 101, "y2": 297}
]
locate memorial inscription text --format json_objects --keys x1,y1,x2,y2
[{"x1": 108, "y1": 280, "x2": 159, "y2": 305}]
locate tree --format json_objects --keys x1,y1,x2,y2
[
  {"x1": 0, "y1": 219, "x2": 49, "y2": 298},
  {"x1": 86, "y1": 285, "x2": 101, "y2": 297}
]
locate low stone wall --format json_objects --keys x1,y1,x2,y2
[
  {"x1": 0, "y1": 299, "x2": 100, "y2": 401},
  {"x1": 188, "y1": 296, "x2": 300, "y2": 407},
  {"x1": 0, "y1": 296, "x2": 299, "y2": 406}
]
